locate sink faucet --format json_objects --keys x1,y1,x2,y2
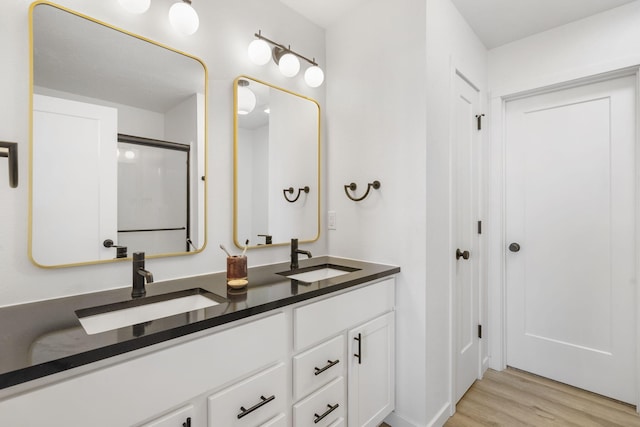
[
  {"x1": 290, "y1": 238, "x2": 312, "y2": 270},
  {"x1": 132, "y1": 252, "x2": 154, "y2": 298}
]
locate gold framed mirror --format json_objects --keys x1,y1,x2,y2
[
  {"x1": 233, "y1": 76, "x2": 320, "y2": 249},
  {"x1": 29, "y1": 1, "x2": 208, "y2": 267}
]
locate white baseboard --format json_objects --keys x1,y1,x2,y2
[
  {"x1": 384, "y1": 411, "x2": 421, "y2": 427},
  {"x1": 384, "y1": 402, "x2": 452, "y2": 427},
  {"x1": 427, "y1": 402, "x2": 452, "y2": 427}
]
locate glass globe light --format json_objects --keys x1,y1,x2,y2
[
  {"x1": 169, "y1": 1, "x2": 199, "y2": 36},
  {"x1": 237, "y1": 86, "x2": 256, "y2": 115},
  {"x1": 118, "y1": 0, "x2": 150, "y2": 14},
  {"x1": 278, "y1": 53, "x2": 300, "y2": 77},
  {"x1": 248, "y1": 39, "x2": 271, "y2": 65},
  {"x1": 304, "y1": 66, "x2": 324, "y2": 88}
]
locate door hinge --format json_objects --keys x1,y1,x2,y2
[
  {"x1": 478, "y1": 324, "x2": 482, "y2": 339},
  {"x1": 477, "y1": 220, "x2": 482, "y2": 234},
  {"x1": 475, "y1": 113, "x2": 485, "y2": 130}
]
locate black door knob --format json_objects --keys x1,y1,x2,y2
[
  {"x1": 456, "y1": 248, "x2": 470, "y2": 260},
  {"x1": 509, "y1": 243, "x2": 521, "y2": 252}
]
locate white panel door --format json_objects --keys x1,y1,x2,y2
[
  {"x1": 505, "y1": 75, "x2": 636, "y2": 404},
  {"x1": 453, "y1": 72, "x2": 481, "y2": 403},
  {"x1": 32, "y1": 94, "x2": 118, "y2": 266}
]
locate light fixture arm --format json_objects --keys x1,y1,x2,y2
[{"x1": 254, "y1": 30, "x2": 318, "y2": 66}]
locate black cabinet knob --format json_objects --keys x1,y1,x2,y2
[
  {"x1": 456, "y1": 248, "x2": 470, "y2": 260},
  {"x1": 509, "y1": 242, "x2": 521, "y2": 253}
]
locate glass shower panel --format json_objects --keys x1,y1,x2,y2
[{"x1": 117, "y1": 141, "x2": 189, "y2": 254}]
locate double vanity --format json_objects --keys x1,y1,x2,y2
[
  {"x1": 0, "y1": 257, "x2": 399, "y2": 426},
  {"x1": 11, "y1": 3, "x2": 398, "y2": 426}
]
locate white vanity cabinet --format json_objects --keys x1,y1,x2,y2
[
  {"x1": 292, "y1": 278, "x2": 395, "y2": 427},
  {"x1": 0, "y1": 275, "x2": 396, "y2": 427}
]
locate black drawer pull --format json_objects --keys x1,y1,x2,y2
[
  {"x1": 314, "y1": 403, "x2": 339, "y2": 424},
  {"x1": 237, "y1": 395, "x2": 275, "y2": 419},
  {"x1": 354, "y1": 333, "x2": 362, "y2": 364},
  {"x1": 182, "y1": 417, "x2": 191, "y2": 427},
  {"x1": 314, "y1": 359, "x2": 340, "y2": 376}
]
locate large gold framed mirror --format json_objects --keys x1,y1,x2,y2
[
  {"x1": 233, "y1": 76, "x2": 320, "y2": 249},
  {"x1": 29, "y1": 1, "x2": 208, "y2": 267}
]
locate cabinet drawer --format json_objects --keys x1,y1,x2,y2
[
  {"x1": 140, "y1": 404, "x2": 194, "y2": 427},
  {"x1": 260, "y1": 413, "x2": 286, "y2": 427},
  {"x1": 293, "y1": 335, "x2": 344, "y2": 400},
  {"x1": 293, "y1": 377, "x2": 345, "y2": 427},
  {"x1": 208, "y1": 363, "x2": 287, "y2": 427},
  {"x1": 294, "y1": 278, "x2": 394, "y2": 350}
]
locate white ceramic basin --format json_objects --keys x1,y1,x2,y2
[
  {"x1": 77, "y1": 293, "x2": 219, "y2": 335},
  {"x1": 284, "y1": 267, "x2": 351, "y2": 283}
]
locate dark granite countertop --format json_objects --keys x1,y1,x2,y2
[{"x1": 0, "y1": 256, "x2": 399, "y2": 392}]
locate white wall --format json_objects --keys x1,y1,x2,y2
[
  {"x1": 268, "y1": 89, "x2": 319, "y2": 243},
  {"x1": 0, "y1": 0, "x2": 326, "y2": 305},
  {"x1": 486, "y1": 0, "x2": 640, "y2": 372},
  {"x1": 326, "y1": 0, "x2": 486, "y2": 425},
  {"x1": 488, "y1": 1, "x2": 640, "y2": 94}
]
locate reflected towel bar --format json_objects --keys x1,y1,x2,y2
[
  {"x1": 283, "y1": 186, "x2": 309, "y2": 203},
  {"x1": 0, "y1": 141, "x2": 18, "y2": 188},
  {"x1": 344, "y1": 180, "x2": 380, "y2": 202}
]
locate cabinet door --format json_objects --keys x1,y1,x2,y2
[
  {"x1": 348, "y1": 312, "x2": 395, "y2": 427},
  {"x1": 141, "y1": 404, "x2": 195, "y2": 427},
  {"x1": 208, "y1": 363, "x2": 286, "y2": 426}
]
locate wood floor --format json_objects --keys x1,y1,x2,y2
[{"x1": 445, "y1": 368, "x2": 640, "y2": 426}]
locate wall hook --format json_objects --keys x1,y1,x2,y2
[
  {"x1": 283, "y1": 186, "x2": 310, "y2": 203},
  {"x1": 0, "y1": 141, "x2": 18, "y2": 188},
  {"x1": 344, "y1": 180, "x2": 381, "y2": 202}
]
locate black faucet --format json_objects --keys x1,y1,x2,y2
[
  {"x1": 132, "y1": 252, "x2": 154, "y2": 298},
  {"x1": 290, "y1": 238, "x2": 312, "y2": 270}
]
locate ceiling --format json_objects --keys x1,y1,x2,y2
[{"x1": 279, "y1": 0, "x2": 637, "y2": 49}]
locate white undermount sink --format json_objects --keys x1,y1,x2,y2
[
  {"x1": 76, "y1": 289, "x2": 221, "y2": 335},
  {"x1": 278, "y1": 264, "x2": 360, "y2": 283}
]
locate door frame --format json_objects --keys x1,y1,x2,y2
[{"x1": 487, "y1": 65, "x2": 640, "y2": 409}]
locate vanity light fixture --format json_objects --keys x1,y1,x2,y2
[
  {"x1": 237, "y1": 79, "x2": 257, "y2": 115},
  {"x1": 169, "y1": 0, "x2": 199, "y2": 35},
  {"x1": 118, "y1": 0, "x2": 150, "y2": 14},
  {"x1": 249, "y1": 30, "x2": 324, "y2": 87}
]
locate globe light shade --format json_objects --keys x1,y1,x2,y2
[
  {"x1": 118, "y1": 0, "x2": 150, "y2": 14},
  {"x1": 169, "y1": 1, "x2": 199, "y2": 36},
  {"x1": 304, "y1": 66, "x2": 324, "y2": 88},
  {"x1": 248, "y1": 39, "x2": 272, "y2": 65},
  {"x1": 237, "y1": 87, "x2": 257, "y2": 115},
  {"x1": 278, "y1": 53, "x2": 300, "y2": 77}
]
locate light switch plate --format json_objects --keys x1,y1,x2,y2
[{"x1": 328, "y1": 211, "x2": 336, "y2": 230}]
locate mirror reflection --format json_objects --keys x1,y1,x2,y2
[
  {"x1": 233, "y1": 77, "x2": 320, "y2": 248},
  {"x1": 30, "y1": 2, "x2": 207, "y2": 267}
]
